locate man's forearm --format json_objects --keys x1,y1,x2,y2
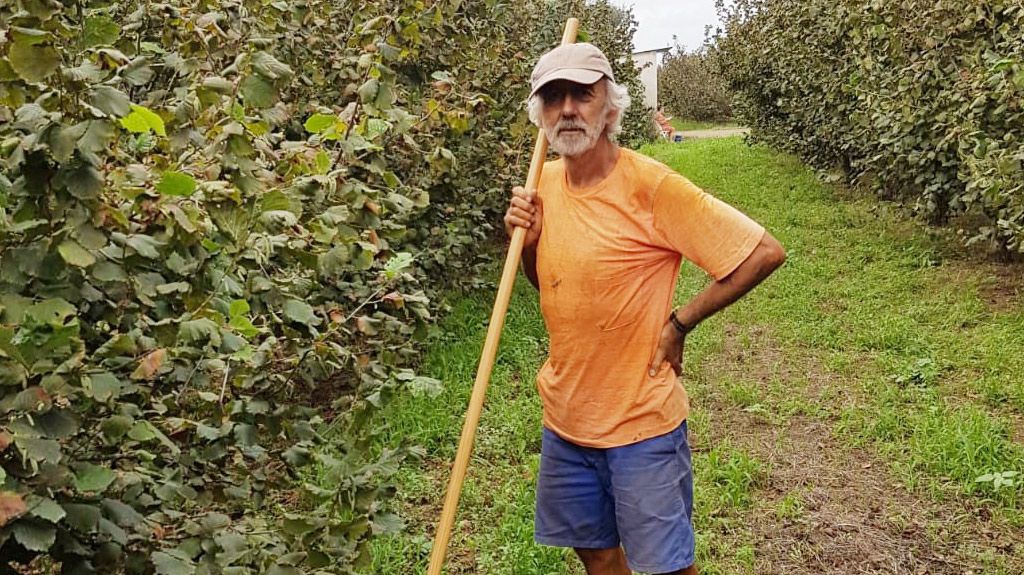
[
  {"x1": 522, "y1": 246, "x2": 539, "y2": 290},
  {"x1": 674, "y1": 234, "x2": 785, "y2": 331}
]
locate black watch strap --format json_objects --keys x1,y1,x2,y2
[{"x1": 668, "y1": 310, "x2": 691, "y2": 335}]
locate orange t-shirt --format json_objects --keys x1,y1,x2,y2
[{"x1": 535, "y1": 148, "x2": 765, "y2": 448}]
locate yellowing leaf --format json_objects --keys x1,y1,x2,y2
[{"x1": 119, "y1": 104, "x2": 166, "y2": 136}]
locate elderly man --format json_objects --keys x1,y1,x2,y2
[{"x1": 503, "y1": 43, "x2": 786, "y2": 575}]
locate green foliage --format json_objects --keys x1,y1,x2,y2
[
  {"x1": 713, "y1": 0, "x2": 1024, "y2": 253},
  {"x1": 658, "y1": 45, "x2": 733, "y2": 122},
  {"x1": 0, "y1": 0, "x2": 658, "y2": 572}
]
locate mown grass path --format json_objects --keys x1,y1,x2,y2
[{"x1": 361, "y1": 138, "x2": 1024, "y2": 574}]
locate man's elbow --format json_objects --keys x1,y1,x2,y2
[{"x1": 760, "y1": 233, "x2": 786, "y2": 273}]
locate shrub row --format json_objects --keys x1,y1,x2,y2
[
  {"x1": 714, "y1": 0, "x2": 1024, "y2": 253},
  {"x1": 0, "y1": 0, "x2": 652, "y2": 573},
  {"x1": 658, "y1": 46, "x2": 733, "y2": 123}
]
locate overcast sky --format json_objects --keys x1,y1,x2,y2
[{"x1": 622, "y1": 0, "x2": 722, "y2": 54}]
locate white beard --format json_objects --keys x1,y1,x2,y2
[{"x1": 545, "y1": 115, "x2": 606, "y2": 158}]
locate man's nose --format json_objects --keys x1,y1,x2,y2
[{"x1": 559, "y1": 94, "x2": 579, "y2": 116}]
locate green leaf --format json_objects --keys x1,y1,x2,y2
[
  {"x1": 383, "y1": 252, "x2": 414, "y2": 279},
  {"x1": 26, "y1": 298, "x2": 76, "y2": 325},
  {"x1": 157, "y1": 171, "x2": 197, "y2": 197},
  {"x1": 365, "y1": 118, "x2": 389, "y2": 139},
  {"x1": 63, "y1": 503, "x2": 102, "y2": 532},
  {"x1": 152, "y1": 551, "x2": 196, "y2": 575},
  {"x1": 79, "y1": 120, "x2": 117, "y2": 153},
  {"x1": 358, "y1": 78, "x2": 380, "y2": 104},
  {"x1": 12, "y1": 520, "x2": 56, "y2": 551},
  {"x1": 101, "y1": 498, "x2": 144, "y2": 526},
  {"x1": 178, "y1": 318, "x2": 222, "y2": 347},
  {"x1": 241, "y1": 75, "x2": 275, "y2": 108},
  {"x1": 100, "y1": 415, "x2": 133, "y2": 441},
  {"x1": 84, "y1": 372, "x2": 123, "y2": 402},
  {"x1": 91, "y1": 261, "x2": 127, "y2": 282},
  {"x1": 408, "y1": 375, "x2": 442, "y2": 398},
  {"x1": 10, "y1": 27, "x2": 51, "y2": 45},
  {"x1": 14, "y1": 437, "x2": 61, "y2": 463},
  {"x1": 8, "y1": 42, "x2": 59, "y2": 83},
  {"x1": 63, "y1": 163, "x2": 104, "y2": 200},
  {"x1": 316, "y1": 150, "x2": 330, "y2": 173},
  {"x1": 75, "y1": 464, "x2": 116, "y2": 493},
  {"x1": 351, "y1": 244, "x2": 374, "y2": 270},
  {"x1": 228, "y1": 316, "x2": 259, "y2": 338},
  {"x1": 251, "y1": 51, "x2": 293, "y2": 80},
  {"x1": 66, "y1": 60, "x2": 105, "y2": 82},
  {"x1": 228, "y1": 300, "x2": 250, "y2": 318},
  {"x1": 202, "y1": 76, "x2": 234, "y2": 93},
  {"x1": 371, "y1": 512, "x2": 404, "y2": 535},
  {"x1": 83, "y1": 16, "x2": 119, "y2": 48},
  {"x1": 49, "y1": 122, "x2": 89, "y2": 162},
  {"x1": 124, "y1": 234, "x2": 162, "y2": 258},
  {"x1": 26, "y1": 496, "x2": 65, "y2": 523},
  {"x1": 58, "y1": 240, "x2": 96, "y2": 268},
  {"x1": 318, "y1": 246, "x2": 351, "y2": 278},
  {"x1": 121, "y1": 57, "x2": 154, "y2": 86},
  {"x1": 282, "y1": 300, "x2": 319, "y2": 326},
  {"x1": 119, "y1": 104, "x2": 166, "y2": 136},
  {"x1": 304, "y1": 113, "x2": 337, "y2": 134},
  {"x1": 156, "y1": 282, "x2": 189, "y2": 295},
  {"x1": 88, "y1": 86, "x2": 132, "y2": 117},
  {"x1": 127, "y1": 421, "x2": 156, "y2": 442}
]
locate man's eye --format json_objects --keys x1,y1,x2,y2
[{"x1": 541, "y1": 91, "x2": 562, "y2": 105}]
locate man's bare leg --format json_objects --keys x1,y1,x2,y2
[
  {"x1": 575, "y1": 548, "x2": 699, "y2": 575},
  {"x1": 575, "y1": 547, "x2": 630, "y2": 575}
]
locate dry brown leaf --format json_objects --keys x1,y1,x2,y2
[
  {"x1": 131, "y1": 348, "x2": 167, "y2": 380},
  {"x1": 0, "y1": 492, "x2": 28, "y2": 528}
]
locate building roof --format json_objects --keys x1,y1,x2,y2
[{"x1": 632, "y1": 47, "x2": 671, "y2": 56}]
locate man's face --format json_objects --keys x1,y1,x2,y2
[{"x1": 537, "y1": 79, "x2": 611, "y2": 158}]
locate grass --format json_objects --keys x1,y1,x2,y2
[
  {"x1": 323, "y1": 137, "x2": 1024, "y2": 574},
  {"x1": 642, "y1": 139, "x2": 1024, "y2": 494},
  {"x1": 668, "y1": 118, "x2": 741, "y2": 132}
]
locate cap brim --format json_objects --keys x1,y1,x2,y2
[{"x1": 530, "y1": 68, "x2": 605, "y2": 96}]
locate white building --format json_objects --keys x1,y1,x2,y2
[{"x1": 631, "y1": 48, "x2": 669, "y2": 110}]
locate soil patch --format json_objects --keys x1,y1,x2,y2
[{"x1": 692, "y1": 324, "x2": 1024, "y2": 574}]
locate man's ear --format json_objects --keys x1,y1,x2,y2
[{"x1": 605, "y1": 107, "x2": 619, "y2": 129}]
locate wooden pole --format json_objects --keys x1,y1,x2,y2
[{"x1": 425, "y1": 17, "x2": 580, "y2": 575}]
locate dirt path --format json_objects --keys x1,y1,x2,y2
[
  {"x1": 693, "y1": 324, "x2": 1024, "y2": 574},
  {"x1": 674, "y1": 127, "x2": 750, "y2": 140}
]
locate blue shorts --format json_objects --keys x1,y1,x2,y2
[{"x1": 534, "y1": 421, "x2": 695, "y2": 574}]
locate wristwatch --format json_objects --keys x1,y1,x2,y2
[{"x1": 668, "y1": 308, "x2": 692, "y2": 336}]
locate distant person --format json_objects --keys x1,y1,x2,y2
[
  {"x1": 654, "y1": 105, "x2": 673, "y2": 138},
  {"x1": 504, "y1": 43, "x2": 785, "y2": 575}
]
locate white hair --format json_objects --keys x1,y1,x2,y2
[{"x1": 527, "y1": 77, "x2": 631, "y2": 138}]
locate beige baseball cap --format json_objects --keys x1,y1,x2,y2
[{"x1": 530, "y1": 43, "x2": 615, "y2": 96}]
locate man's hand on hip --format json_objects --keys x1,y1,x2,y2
[
  {"x1": 504, "y1": 186, "x2": 543, "y2": 247},
  {"x1": 649, "y1": 319, "x2": 686, "y2": 377}
]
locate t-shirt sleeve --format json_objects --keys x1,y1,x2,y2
[{"x1": 652, "y1": 173, "x2": 766, "y2": 280}]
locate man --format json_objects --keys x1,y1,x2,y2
[
  {"x1": 503, "y1": 43, "x2": 786, "y2": 575},
  {"x1": 654, "y1": 106, "x2": 674, "y2": 138}
]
